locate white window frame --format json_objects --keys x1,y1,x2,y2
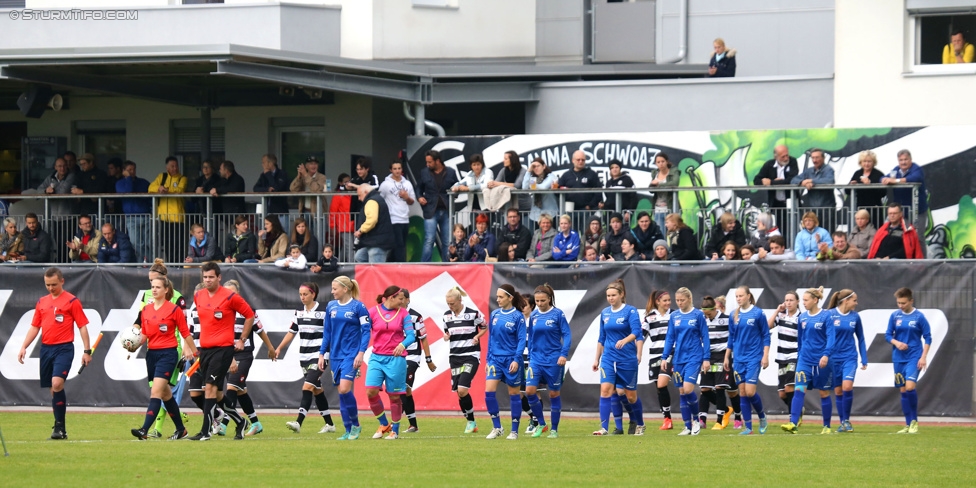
[{"x1": 905, "y1": 8, "x2": 976, "y2": 76}]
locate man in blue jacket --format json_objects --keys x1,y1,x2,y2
[
  {"x1": 97, "y1": 222, "x2": 134, "y2": 263},
  {"x1": 882, "y1": 149, "x2": 928, "y2": 257},
  {"x1": 116, "y1": 161, "x2": 152, "y2": 262},
  {"x1": 417, "y1": 150, "x2": 458, "y2": 262}
]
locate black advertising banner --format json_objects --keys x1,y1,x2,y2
[{"x1": 0, "y1": 263, "x2": 971, "y2": 416}]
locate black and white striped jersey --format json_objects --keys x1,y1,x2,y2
[
  {"x1": 234, "y1": 313, "x2": 263, "y2": 357},
  {"x1": 774, "y1": 309, "x2": 800, "y2": 364},
  {"x1": 707, "y1": 312, "x2": 730, "y2": 359},
  {"x1": 187, "y1": 307, "x2": 201, "y2": 348},
  {"x1": 642, "y1": 308, "x2": 671, "y2": 360},
  {"x1": 405, "y1": 308, "x2": 427, "y2": 363},
  {"x1": 288, "y1": 302, "x2": 325, "y2": 367},
  {"x1": 442, "y1": 306, "x2": 485, "y2": 359}
]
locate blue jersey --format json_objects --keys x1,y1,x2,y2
[
  {"x1": 796, "y1": 309, "x2": 833, "y2": 365},
  {"x1": 320, "y1": 298, "x2": 371, "y2": 360},
  {"x1": 598, "y1": 304, "x2": 643, "y2": 366},
  {"x1": 487, "y1": 307, "x2": 527, "y2": 362},
  {"x1": 529, "y1": 307, "x2": 572, "y2": 366},
  {"x1": 826, "y1": 309, "x2": 868, "y2": 366},
  {"x1": 885, "y1": 308, "x2": 932, "y2": 362},
  {"x1": 661, "y1": 307, "x2": 710, "y2": 365},
  {"x1": 728, "y1": 306, "x2": 770, "y2": 362}
]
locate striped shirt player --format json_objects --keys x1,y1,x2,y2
[
  {"x1": 403, "y1": 306, "x2": 433, "y2": 432},
  {"x1": 443, "y1": 302, "x2": 486, "y2": 430},
  {"x1": 278, "y1": 288, "x2": 337, "y2": 435},
  {"x1": 698, "y1": 310, "x2": 731, "y2": 428},
  {"x1": 642, "y1": 308, "x2": 671, "y2": 381},
  {"x1": 773, "y1": 309, "x2": 800, "y2": 392}
]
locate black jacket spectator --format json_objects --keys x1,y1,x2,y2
[
  {"x1": 603, "y1": 227, "x2": 627, "y2": 261},
  {"x1": 753, "y1": 157, "x2": 799, "y2": 207},
  {"x1": 350, "y1": 170, "x2": 380, "y2": 218},
  {"x1": 75, "y1": 165, "x2": 114, "y2": 215},
  {"x1": 558, "y1": 167, "x2": 602, "y2": 210},
  {"x1": 358, "y1": 189, "x2": 394, "y2": 250},
  {"x1": 23, "y1": 225, "x2": 53, "y2": 263},
  {"x1": 417, "y1": 167, "x2": 459, "y2": 219},
  {"x1": 193, "y1": 173, "x2": 220, "y2": 213},
  {"x1": 497, "y1": 222, "x2": 532, "y2": 260},
  {"x1": 604, "y1": 172, "x2": 636, "y2": 213},
  {"x1": 226, "y1": 232, "x2": 259, "y2": 261},
  {"x1": 703, "y1": 220, "x2": 746, "y2": 257},
  {"x1": 314, "y1": 254, "x2": 339, "y2": 273},
  {"x1": 630, "y1": 221, "x2": 664, "y2": 259},
  {"x1": 214, "y1": 172, "x2": 246, "y2": 215},
  {"x1": 668, "y1": 227, "x2": 702, "y2": 261},
  {"x1": 848, "y1": 168, "x2": 886, "y2": 209},
  {"x1": 97, "y1": 232, "x2": 135, "y2": 263},
  {"x1": 708, "y1": 49, "x2": 736, "y2": 77},
  {"x1": 294, "y1": 232, "x2": 320, "y2": 263},
  {"x1": 253, "y1": 168, "x2": 289, "y2": 214}
]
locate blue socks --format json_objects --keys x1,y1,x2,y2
[
  {"x1": 749, "y1": 393, "x2": 765, "y2": 419},
  {"x1": 821, "y1": 395, "x2": 832, "y2": 427},
  {"x1": 52, "y1": 389, "x2": 67, "y2": 424},
  {"x1": 611, "y1": 392, "x2": 624, "y2": 431},
  {"x1": 142, "y1": 398, "x2": 162, "y2": 431},
  {"x1": 528, "y1": 394, "x2": 546, "y2": 427},
  {"x1": 485, "y1": 391, "x2": 502, "y2": 430},
  {"x1": 906, "y1": 389, "x2": 918, "y2": 422},
  {"x1": 509, "y1": 394, "x2": 522, "y2": 432},
  {"x1": 835, "y1": 393, "x2": 845, "y2": 423},
  {"x1": 740, "y1": 395, "x2": 752, "y2": 430},
  {"x1": 900, "y1": 392, "x2": 911, "y2": 425},
  {"x1": 842, "y1": 390, "x2": 854, "y2": 421},
  {"x1": 679, "y1": 393, "x2": 692, "y2": 429},
  {"x1": 790, "y1": 389, "x2": 806, "y2": 425},
  {"x1": 599, "y1": 396, "x2": 611, "y2": 431},
  {"x1": 339, "y1": 391, "x2": 359, "y2": 428},
  {"x1": 632, "y1": 397, "x2": 644, "y2": 426},
  {"x1": 551, "y1": 396, "x2": 562, "y2": 431}
]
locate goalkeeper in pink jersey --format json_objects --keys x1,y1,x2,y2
[{"x1": 365, "y1": 286, "x2": 416, "y2": 440}]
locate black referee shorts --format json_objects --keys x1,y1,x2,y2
[{"x1": 199, "y1": 346, "x2": 235, "y2": 387}]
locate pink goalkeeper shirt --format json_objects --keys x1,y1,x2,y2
[{"x1": 369, "y1": 304, "x2": 413, "y2": 356}]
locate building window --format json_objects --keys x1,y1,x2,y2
[
  {"x1": 412, "y1": 0, "x2": 459, "y2": 9},
  {"x1": 172, "y1": 119, "x2": 225, "y2": 179},
  {"x1": 915, "y1": 14, "x2": 976, "y2": 64},
  {"x1": 76, "y1": 120, "x2": 126, "y2": 172}
]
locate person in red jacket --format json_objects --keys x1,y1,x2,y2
[
  {"x1": 867, "y1": 203, "x2": 923, "y2": 260},
  {"x1": 329, "y1": 173, "x2": 354, "y2": 262}
]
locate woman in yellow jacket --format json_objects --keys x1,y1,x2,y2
[{"x1": 149, "y1": 157, "x2": 188, "y2": 262}]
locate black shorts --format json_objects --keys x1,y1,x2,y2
[
  {"x1": 647, "y1": 358, "x2": 672, "y2": 382},
  {"x1": 226, "y1": 354, "x2": 254, "y2": 390},
  {"x1": 39, "y1": 342, "x2": 74, "y2": 388},
  {"x1": 777, "y1": 362, "x2": 797, "y2": 391},
  {"x1": 406, "y1": 360, "x2": 419, "y2": 389},
  {"x1": 449, "y1": 356, "x2": 479, "y2": 392},
  {"x1": 302, "y1": 361, "x2": 323, "y2": 389},
  {"x1": 188, "y1": 365, "x2": 223, "y2": 392},
  {"x1": 146, "y1": 348, "x2": 178, "y2": 383},
  {"x1": 198, "y1": 346, "x2": 235, "y2": 387}
]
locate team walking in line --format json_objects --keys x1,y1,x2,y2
[{"x1": 19, "y1": 267, "x2": 932, "y2": 440}]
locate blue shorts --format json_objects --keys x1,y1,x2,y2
[
  {"x1": 599, "y1": 359, "x2": 638, "y2": 391},
  {"x1": 893, "y1": 359, "x2": 921, "y2": 387},
  {"x1": 146, "y1": 348, "x2": 178, "y2": 382},
  {"x1": 485, "y1": 356, "x2": 522, "y2": 387},
  {"x1": 672, "y1": 361, "x2": 702, "y2": 386},
  {"x1": 526, "y1": 362, "x2": 564, "y2": 391},
  {"x1": 331, "y1": 357, "x2": 360, "y2": 386},
  {"x1": 832, "y1": 357, "x2": 859, "y2": 385},
  {"x1": 794, "y1": 360, "x2": 832, "y2": 391},
  {"x1": 733, "y1": 359, "x2": 762, "y2": 386},
  {"x1": 39, "y1": 343, "x2": 74, "y2": 388},
  {"x1": 365, "y1": 354, "x2": 407, "y2": 394}
]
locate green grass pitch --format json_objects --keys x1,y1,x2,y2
[{"x1": 0, "y1": 412, "x2": 973, "y2": 486}]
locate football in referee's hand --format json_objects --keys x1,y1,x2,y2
[{"x1": 118, "y1": 327, "x2": 143, "y2": 353}]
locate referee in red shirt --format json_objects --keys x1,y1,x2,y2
[
  {"x1": 17, "y1": 268, "x2": 92, "y2": 440},
  {"x1": 188, "y1": 262, "x2": 256, "y2": 441}
]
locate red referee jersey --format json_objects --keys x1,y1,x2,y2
[
  {"x1": 32, "y1": 292, "x2": 89, "y2": 345},
  {"x1": 140, "y1": 300, "x2": 190, "y2": 350},
  {"x1": 193, "y1": 286, "x2": 254, "y2": 348}
]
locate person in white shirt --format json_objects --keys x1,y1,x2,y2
[
  {"x1": 275, "y1": 244, "x2": 307, "y2": 270},
  {"x1": 379, "y1": 161, "x2": 417, "y2": 262}
]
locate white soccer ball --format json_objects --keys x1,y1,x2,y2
[{"x1": 118, "y1": 327, "x2": 143, "y2": 353}]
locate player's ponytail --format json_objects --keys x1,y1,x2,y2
[
  {"x1": 150, "y1": 258, "x2": 168, "y2": 276},
  {"x1": 498, "y1": 284, "x2": 526, "y2": 311},
  {"x1": 377, "y1": 285, "x2": 402, "y2": 305},
  {"x1": 533, "y1": 283, "x2": 555, "y2": 307},
  {"x1": 606, "y1": 279, "x2": 626, "y2": 300},
  {"x1": 645, "y1": 290, "x2": 669, "y2": 316},
  {"x1": 333, "y1": 276, "x2": 360, "y2": 300},
  {"x1": 446, "y1": 286, "x2": 468, "y2": 301},
  {"x1": 827, "y1": 289, "x2": 855, "y2": 310}
]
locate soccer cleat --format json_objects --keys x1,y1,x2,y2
[
  {"x1": 820, "y1": 426, "x2": 832, "y2": 435},
  {"x1": 318, "y1": 424, "x2": 336, "y2": 434},
  {"x1": 797, "y1": 416, "x2": 803, "y2": 428},
  {"x1": 611, "y1": 428, "x2": 624, "y2": 435},
  {"x1": 895, "y1": 425, "x2": 910, "y2": 434},
  {"x1": 187, "y1": 432, "x2": 211, "y2": 441},
  {"x1": 349, "y1": 425, "x2": 362, "y2": 440},
  {"x1": 738, "y1": 428, "x2": 753, "y2": 436},
  {"x1": 711, "y1": 422, "x2": 726, "y2": 431},
  {"x1": 233, "y1": 420, "x2": 248, "y2": 440},
  {"x1": 146, "y1": 428, "x2": 162, "y2": 439},
  {"x1": 211, "y1": 411, "x2": 226, "y2": 436},
  {"x1": 627, "y1": 421, "x2": 637, "y2": 435},
  {"x1": 336, "y1": 432, "x2": 350, "y2": 441},
  {"x1": 525, "y1": 421, "x2": 538, "y2": 434},
  {"x1": 463, "y1": 421, "x2": 478, "y2": 434},
  {"x1": 759, "y1": 415, "x2": 768, "y2": 434},
  {"x1": 285, "y1": 421, "x2": 301, "y2": 433},
  {"x1": 659, "y1": 418, "x2": 673, "y2": 430},
  {"x1": 733, "y1": 420, "x2": 743, "y2": 430},
  {"x1": 406, "y1": 426, "x2": 419, "y2": 433},
  {"x1": 781, "y1": 422, "x2": 798, "y2": 434},
  {"x1": 677, "y1": 428, "x2": 692, "y2": 436},
  {"x1": 691, "y1": 421, "x2": 701, "y2": 436},
  {"x1": 51, "y1": 423, "x2": 67, "y2": 440},
  {"x1": 181, "y1": 412, "x2": 190, "y2": 425},
  {"x1": 246, "y1": 421, "x2": 264, "y2": 436},
  {"x1": 721, "y1": 409, "x2": 733, "y2": 427},
  {"x1": 699, "y1": 418, "x2": 707, "y2": 430},
  {"x1": 908, "y1": 420, "x2": 919, "y2": 434},
  {"x1": 385, "y1": 432, "x2": 398, "y2": 440},
  {"x1": 372, "y1": 424, "x2": 392, "y2": 439},
  {"x1": 836, "y1": 423, "x2": 847, "y2": 433},
  {"x1": 842, "y1": 420, "x2": 854, "y2": 432},
  {"x1": 168, "y1": 429, "x2": 189, "y2": 440},
  {"x1": 506, "y1": 431, "x2": 519, "y2": 440},
  {"x1": 634, "y1": 425, "x2": 646, "y2": 436},
  {"x1": 547, "y1": 430, "x2": 559, "y2": 439},
  {"x1": 592, "y1": 428, "x2": 609, "y2": 436},
  {"x1": 131, "y1": 428, "x2": 148, "y2": 440},
  {"x1": 218, "y1": 423, "x2": 227, "y2": 437},
  {"x1": 485, "y1": 428, "x2": 504, "y2": 439},
  {"x1": 532, "y1": 425, "x2": 550, "y2": 438}
]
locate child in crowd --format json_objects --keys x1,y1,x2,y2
[
  {"x1": 310, "y1": 244, "x2": 339, "y2": 273},
  {"x1": 275, "y1": 244, "x2": 307, "y2": 270}
]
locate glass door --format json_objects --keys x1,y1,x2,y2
[{"x1": 277, "y1": 127, "x2": 326, "y2": 183}]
